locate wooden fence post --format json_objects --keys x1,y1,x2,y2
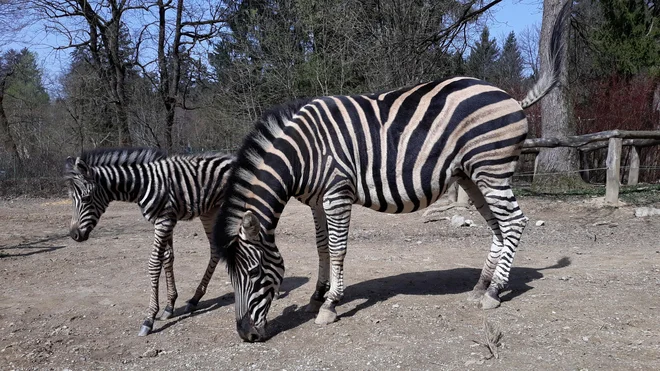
[
  {"x1": 605, "y1": 138, "x2": 622, "y2": 204},
  {"x1": 627, "y1": 146, "x2": 640, "y2": 186}
]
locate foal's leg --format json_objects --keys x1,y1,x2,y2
[
  {"x1": 160, "y1": 233, "x2": 178, "y2": 320},
  {"x1": 185, "y1": 209, "x2": 221, "y2": 313},
  {"x1": 305, "y1": 205, "x2": 331, "y2": 313},
  {"x1": 138, "y1": 217, "x2": 176, "y2": 336}
]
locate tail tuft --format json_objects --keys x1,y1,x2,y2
[{"x1": 519, "y1": 1, "x2": 571, "y2": 109}]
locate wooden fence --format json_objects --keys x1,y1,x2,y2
[{"x1": 521, "y1": 130, "x2": 660, "y2": 204}]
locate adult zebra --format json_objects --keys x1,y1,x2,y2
[
  {"x1": 64, "y1": 148, "x2": 234, "y2": 336},
  {"x1": 215, "y1": 3, "x2": 570, "y2": 342}
]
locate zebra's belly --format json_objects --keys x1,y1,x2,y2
[{"x1": 355, "y1": 182, "x2": 447, "y2": 214}]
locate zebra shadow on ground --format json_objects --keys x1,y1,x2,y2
[
  {"x1": 151, "y1": 276, "x2": 310, "y2": 334},
  {"x1": 269, "y1": 257, "x2": 571, "y2": 338},
  {"x1": 0, "y1": 235, "x2": 68, "y2": 258}
]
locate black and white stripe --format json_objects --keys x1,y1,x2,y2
[
  {"x1": 216, "y1": 3, "x2": 570, "y2": 342},
  {"x1": 64, "y1": 147, "x2": 234, "y2": 336}
]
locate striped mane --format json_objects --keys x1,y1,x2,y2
[
  {"x1": 64, "y1": 147, "x2": 168, "y2": 181},
  {"x1": 215, "y1": 99, "x2": 311, "y2": 264},
  {"x1": 80, "y1": 148, "x2": 168, "y2": 167}
]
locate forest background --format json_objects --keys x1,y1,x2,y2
[{"x1": 0, "y1": 0, "x2": 658, "y2": 195}]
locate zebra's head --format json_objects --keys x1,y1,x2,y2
[
  {"x1": 64, "y1": 156, "x2": 106, "y2": 242},
  {"x1": 224, "y1": 210, "x2": 285, "y2": 342}
]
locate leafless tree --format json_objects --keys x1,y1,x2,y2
[
  {"x1": 135, "y1": 0, "x2": 228, "y2": 149},
  {"x1": 31, "y1": 0, "x2": 144, "y2": 146},
  {"x1": 519, "y1": 24, "x2": 541, "y2": 77}
]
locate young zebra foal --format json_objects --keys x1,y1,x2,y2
[{"x1": 64, "y1": 148, "x2": 234, "y2": 336}]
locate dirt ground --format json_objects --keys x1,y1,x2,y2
[{"x1": 1, "y1": 195, "x2": 659, "y2": 370}]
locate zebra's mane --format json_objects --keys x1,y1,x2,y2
[
  {"x1": 64, "y1": 147, "x2": 168, "y2": 181},
  {"x1": 214, "y1": 99, "x2": 311, "y2": 265},
  {"x1": 79, "y1": 147, "x2": 168, "y2": 168}
]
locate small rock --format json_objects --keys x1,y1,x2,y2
[
  {"x1": 535, "y1": 220, "x2": 545, "y2": 226},
  {"x1": 634, "y1": 207, "x2": 660, "y2": 217},
  {"x1": 392, "y1": 304, "x2": 400, "y2": 309},
  {"x1": 464, "y1": 219, "x2": 474, "y2": 227},
  {"x1": 582, "y1": 336, "x2": 589, "y2": 342},
  {"x1": 559, "y1": 276, "x2": 571, "y2": 281},
  {"x1": 451, "y1": 215, "x2": 466, "y2": 227},
  {"x1": 142, "y1": 349, "x2": 159, "y2": 358}
]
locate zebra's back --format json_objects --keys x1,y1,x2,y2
[
  {"x1": 290, "y1": 77, "x2": 527, "y2": 213},
  {"x1": 158, "y1": 153, "x2": 235, "y2": 220}
]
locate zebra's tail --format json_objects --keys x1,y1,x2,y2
[{"x1": 518, "y1": 1, "x2": 571, "y2": 109}]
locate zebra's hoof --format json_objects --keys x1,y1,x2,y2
[
  {"x1": 314, "y1": 306, "x2": 337, "y2": 325},
  {"x1": 305, "y1": 299, "x2": 324, "y2": 313},
  {"x1": 138, "y1": 325, "x2": 152, "y2": 336},
  {"x1": 467, "y1": 288, "x2": 486, "y2": 302},
  {"x1": 480, "y1": 291, "x2": 501, "y2": 310},
  {"x1": 138, "y1": 318, "x2": 154, "y2": 336},
  {"x1": 160, "y1": 306, "x2": 174, "y2": 320},
  {"x1": 184, "y1": 302, "x2": 197, "y2": 314}
]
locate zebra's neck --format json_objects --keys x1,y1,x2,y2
[{"x1": 93, "y1": 163, "x2": 151, "y2": 204}]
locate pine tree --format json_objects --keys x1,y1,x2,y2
[
  {"x1": 466, "y1": 26, "x2": 500, "y2": 81},
  {"x1": 497, "y1": 32, "x2": 524, "y2": 91}
]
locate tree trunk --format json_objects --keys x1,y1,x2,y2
[
  {"x1": 653, "y1": 81, "x2": 660, "y2": 130},
  {"x1": 0, "y1": 76, "x2": 21, "y2": 167},
  {"x1": 532, "y1": 0, "x2": 583, "y2": 192},
  {"x1": 115, "y1": 64, "x2": 131, "y2": 146},
  {"x1": 157, "y1": 0, "x2": 183, "y2": 150}
]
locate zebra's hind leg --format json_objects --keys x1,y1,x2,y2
[
  {"x1": 305, "y1": 206, "x2": 331, "y2": 313},
  {"x1": 186, "y1": 210, "x2": 221, "y2": 313},
  {"x1": 138, "y1": 218, "x2": 176, "y2": 336},
  {"x1": 456, "y1": 178, "x2": 504, "y2": 303},
  {"x1": 468, "y1": 177, "x2": 528, "y2": 310}
]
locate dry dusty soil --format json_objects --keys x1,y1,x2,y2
[{"x1": 1, "y1": 195, "x2": 659, "y2": 370}]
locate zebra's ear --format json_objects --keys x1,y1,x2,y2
[
  {"x1": 241, "y1": 211, "x2": 261, "y2": 241},
  {"x1": 74, "y1": 158, "x2": 93, "y2": 180},
  {"x1": 64, "y1": 157, "x2": 76, "y2": 171}
]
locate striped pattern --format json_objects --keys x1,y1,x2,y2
[
  {"x1": 216, "y1": 2, "x2": 569, "y2": 342},
  {"x1": 64, "y1": 147, "x2": 234, "y2": 336}
]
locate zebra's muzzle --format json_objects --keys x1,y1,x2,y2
[
  {"x1": 237, "y1": 313, "x2": 266, "y2": 342},
  {"x1": 70, "y1": 228, "x2": 90, "y2": 242}
]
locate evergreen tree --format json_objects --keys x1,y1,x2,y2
[
  {"x1": 0, "y1": 48, "x2": 49, "y2": 105},
  {"x1": 497, "y1": 32, "x2": 524, "y2": 91},
  {"x1": 466, "y1": 26, "x2": 500, "y2": 81},
  {"x1": 593, "y1": 0, "x2": 659, "y2": 77}
]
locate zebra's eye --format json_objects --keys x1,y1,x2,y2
[{"x1": 248, "y1": 266, "x2": 260, "y2": 278}]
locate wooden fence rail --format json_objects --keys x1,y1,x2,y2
[{"x1": 520, "y1": 130, "x2": 660, "y2": 205}]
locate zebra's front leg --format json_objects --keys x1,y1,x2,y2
[
  {"x1": 315, "y1": 192, "x2": 353, "y2": 325},
  {"x1": 186, "y1": 211, "x2": 221, "y2": 313},
  {"x1": 138, "y1": 219, "x2": 176, "y2": 336},
  {"x1": 160, "y1": 234, "x2": 178, "y2": 320},
  {"x1": 305, "y1": 206, "x2": 330, "y2": 313}
]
